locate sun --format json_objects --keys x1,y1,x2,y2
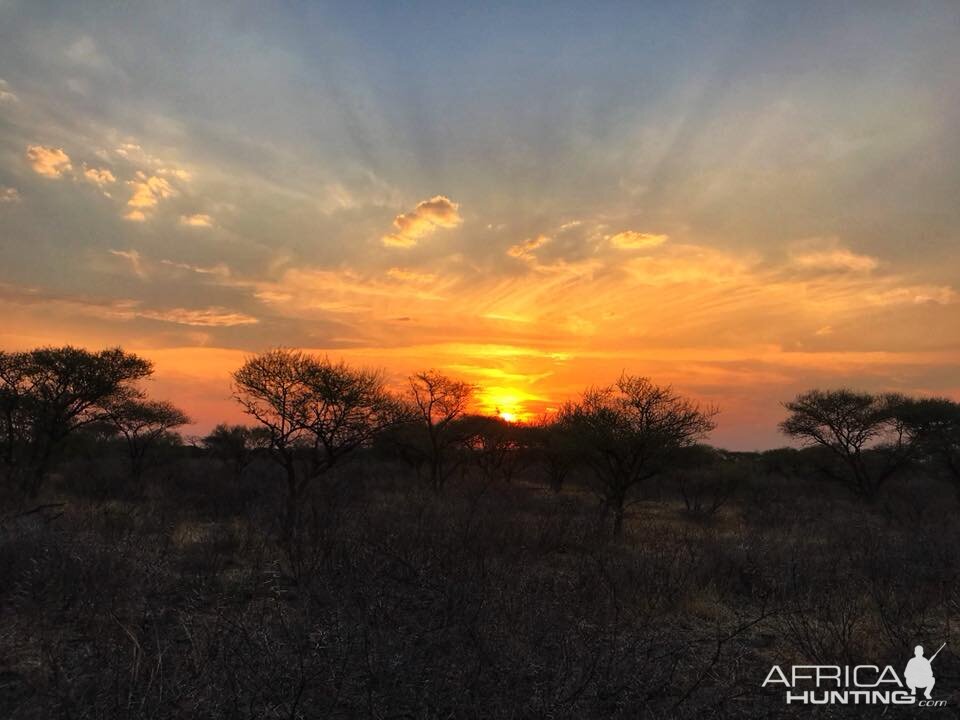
[{"x1": 476, "y1": 385, "x2": 541, "y2": 423}]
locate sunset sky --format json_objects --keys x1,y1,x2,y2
[{"x1": 1, "y1": 2, "x2": 959, "y2": 448}]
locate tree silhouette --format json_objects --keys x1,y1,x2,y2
[
  {"x1": 779, "y1": 389, "x2": 918, "y2": 500},
  {"x1": 564, "y1": 374, "x2": 717, "y2": 534},
  {"x1": 407, "y1": 370, "x2": 474, "y2": 492},
  {"x1": 0, "y1": 346, "x2": 152, "y2": 496},
  {"x1": 529, "y1": 412, "x2": 579, "y2": 493},
  {"x1": 898, "y1": 397, "x2": 960, "y2": 494},
  {"x1": 202, "y1": 423, "x2": 272, "y2": 480},
  {"x1": 233, "y1": 349, "x2": 407, "y2": 541},
  {"x1": 105, "y1": 398, "x2": 191, "y2": 483},
  {"x1": 459, "y1": 414, "x2": 529, "y2": 484}
]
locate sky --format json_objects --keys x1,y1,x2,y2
[{"x1": 1, "y1": 1, "x2": 959, "y2": 449}]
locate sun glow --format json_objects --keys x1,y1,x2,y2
[{"x1": 476, "y1": 386, "x2": 540, "y2": 423}]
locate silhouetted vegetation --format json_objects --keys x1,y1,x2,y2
[{"x1": 2, "y1": 346, "x2": 959, "y2": 718}]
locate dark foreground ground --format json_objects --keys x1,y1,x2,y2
[{"x1": 2, "y1": 454, "x2": 959, "y2": 719}]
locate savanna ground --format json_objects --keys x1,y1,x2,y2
[{"x1": 2, "y1": 448, "x2": 958, "y2": 719}]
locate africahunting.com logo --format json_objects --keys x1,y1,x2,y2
[{"x1": 763, "y1": 643, "x2": 948, "y2": 707}]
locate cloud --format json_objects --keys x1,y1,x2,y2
[
  {"x1": 0, "y1": 187, "x2": 21, "y2": 203},
  {"x1": 507, "y1": 234, "x2": 550, "y2": 261},
  {"x1": 787, "y1": 238, "x2": 879, "y2": 274},
  {"x1": 125, "y1": 171, "x2": 177, "y2": 221},
  {"x1": 180, "y1": 213, "x2": 213, "y2": 227},
  {"x1": 137, "y1": 307, "x2": 259, "y2": 327},
  {"x1": 387, "y1": 267, "x2": 437, "y2": 284},
  {"x1": 109, "y1": 249, "x2": 146, "y2": 278},
  {"x1": 114, "y1": 143, "x2": 142, "y2": 158},
  {"x1": 791, "y1": 247, "x2": 879, "y2": 273},
  {"x1": 26, "y1": 145, "x2": 72, "y2": 178},
  {"x1": 159, "y1": 167, "x2": 192, "y2": 181},
  {"x1": 609, "y1": 231, "x2": 669, "y2": 250},
  {"x1": 866, "y1": 286, "x2": 955, "y2": 306},
  {"x1": 0, "y1": 282, "x2": 258, "y2": 331},
  {"x1": 382, "y1": 195, "x2": 462, "y2": 247},
  {"x1": 0, "y1": 79, "x2": 17, "y2": 102},
  {"x1": 65, "y1": 36, "x2": 112, "y2": 72},
  {"x1": 254, "y1": 290, "x2": 294, "y2": 304},
  {"x1": 83, "y1": 166, "x2": 116, "y2": 188},
  {"x1": 161, "y1": 259, "x2": 230, "y2": 277}
]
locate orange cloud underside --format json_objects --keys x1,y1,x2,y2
[{"x1": 1, "y1": 233, "x2": 957, "y2": 449}]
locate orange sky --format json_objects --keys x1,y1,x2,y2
[{"x1": 2, "y1": 3, "x2": 959, "y2": 448}]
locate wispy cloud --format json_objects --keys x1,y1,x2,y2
[
  {"x1": 382, "y1": 195, "x2": 462, "y2": 248},
  {"x1": 789, "y1": 239, "x2": 879, "y2": 273},
  {"x1": 0, "y1": 187, "x2": 21, "y2": 203},
  {"x1": 507, "y1": 235, "x2": 550, "y2": 261},
  {"x1": 138, "y1": 307, "x2": 259, "y2": 327},
  {"x1": 108, "y1": 249, "x2": 146, "y2": 278},
  {"x1": 0, "y1": 78, "x2": 17, "y2": 103},
  {"x1": 387, "y1": 267, "x2": 438, "y2": 284},
  {"x1": 180, "y1": 213, "x2": 213, "y2": 227},
  {"x1": 609, "y1": 231, "x2": 668, "y2": 250},
  {"x1": 0, "y1": 281, "x2": 253, "y2": 329},
  {"x1": 161, "y1": 259, "x2": 230, "y2": 277}
]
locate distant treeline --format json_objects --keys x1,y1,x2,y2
[{"x1": 2, "y1": 346, "x2": 959, "y2": 535}]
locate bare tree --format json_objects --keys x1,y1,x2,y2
[
  {"x1": 105, "y1": 399, "x2": 191, "y2": 483},
  {"x1": 407, "y1": 370, "x2": 474, "y2": 492},
  {"x1": 779, "y1": 389, "x2": 917, "y2": 500},
  {"x1": 0, "y1": 346, "x2": 153, "y2": 496},
  {"x1": 233, "y1": 349, "x2": 408, "y2": 540},
  {"x1": 565, "y1": 374, "x2": 717, "y2": 534}
]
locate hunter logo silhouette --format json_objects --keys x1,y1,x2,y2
[{"x1": 905, "y1": 643, "x2": 945, "y2": 700}]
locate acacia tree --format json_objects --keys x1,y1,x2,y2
[
  {"x1": 105, "y1": 398, "x2": 191, "y2": 483},
  {"x1": 529, "y1": 412, "x2": 579, "y2": 493},
  {"x1": 0, "y1": 346, "x2": 153, "y2": 496},
  {"x1": 779, "y1": 389, "x2": 918, "y2": 500},
  {"x1": 898, "y1": 397, "x2": 960, "y2": 494},
  {"x1": 233, "y1": 349, "x2": 408, "y2": 538},
  {"x1": 407, "y1": 370, "x2": 474, "y2": 492},
  {"x1": 460, "y1": 414, "x2": 529, "y2": 484},
  {"x1": 202, "y1": 423, "x2": 272, "y2": 480},
  {"x1": 565, "y1": 374, "x2": 717, "y2": 534}
]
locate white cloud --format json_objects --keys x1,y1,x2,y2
[{"x1": 0, "y1": 187, "x2": 21, "y2": 203}]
